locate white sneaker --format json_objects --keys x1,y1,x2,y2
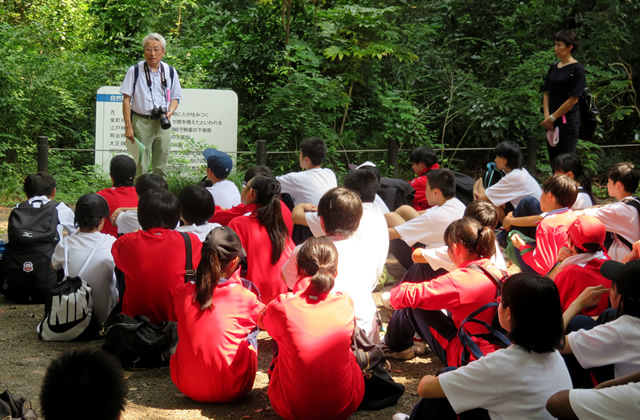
[{"x1": 392, "y1": 413, "x2": 409, "y2": 420}]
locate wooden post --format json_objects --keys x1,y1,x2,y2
[
  {"x1": 37, "y1": 136, "x2": 48, "y2": 173},
  {"x1": 388, "y1": 138, "x2": 399, "y2": 178},
  {"x1": 526, "y1": 135, "x2": 537, "y2": 175},
  {"x1": 256, "y1": 139, "x2": 267, "y2": 166}
]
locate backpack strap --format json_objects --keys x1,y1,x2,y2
[
  {"x1": 77, "y1": 236, "x2": 105, "y2": 278},
  {"x1": 62, "y1": 235, "x2": 104, "y2": 280},
  {"x1": 131, "y1": 63, "x2": 140, "y2": 104},
  {"x1": 466, "y1": 264, "x2": 507, "y2": 298},
  {"x1": 458, "y1": 301, "x2": 511, "y2": 365},
  {"x1": 179, "y1": 232, "x2": 196, "y2": 283}
]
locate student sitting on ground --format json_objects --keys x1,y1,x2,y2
[
  {"x1": 282, "y1": 188, "x2": 380, "y2": 342},
  {"x1": 511, "y1": 174, "x2": 577, "y2": 275},
  {"x1": 209, "y1": 165, "x2": 294, "y2": 234},
  {"x1": 112, "y1": 189, "x2": 202, "y2": 323},
  {"x1": 552, "y1": 153, "x2": 595, "y2": 209},
  {"x1": 175, "y1": 185, "x2": 220, "y2": 242},
  {"x1": 50, "y1": 193, "x2": 118, "y2": 325},
  {"x1": 203, "y1": 148, "x2": 241, "y2": 209},
  {"x1": 261, "y1": 236, "x2": 364, "y2": 420},
  {"x1": 548, "y1": 215, "x2": 611, "y2": 316},
  {"x1": 96, "y1": 155, "x2": 138, "y2": 238},
  {"x1": 474, "y1": 140, "x2": 542, "y2": 223},
  {"x1": 578, "y1": 161, "x2": 640, "y2": 262},
  {"x1": 408, "y1": 145, "x2": 439, "y2": 211},
  {"x1": 22, "y1": 172, "x2": 76, "y2": 238},
  {"x1": 386, "y1": 168, "x2": 466, "y2": 269},
  {"x1": 111, "y1": 173, "x2": 169, "y2": 235},
  {"x1": 171, "y1": 227, "x2": 264, "y2": 403},
  {"x1": 403, "y1": 273, "x2": 570, "y2": 420},
  {"x1": 228, "y1": 176, "x2": 294, "y2": 304},
  {"x1": 41, "y1": 349, "x2": 127, "y2": 420},
  {"x1": 561, "y1": 259, "x2": 640, "y2": 388},
  {"x1": 292, "y1": 169, "x2": 389, "y2": 286},
  {"x1": 384, "y1": 217, "x2": 504, "y2": 364},
  {"x1": 276, "y1": 137, "x2": 337, "y2": 207}
]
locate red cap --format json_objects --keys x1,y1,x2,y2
[{"x1": 567, "y1": 215, "x2": 606, "y2": 252}]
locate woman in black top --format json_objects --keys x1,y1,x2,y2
[{"x1": 541, "y1": 30, "x2": 585, "y2": 164}]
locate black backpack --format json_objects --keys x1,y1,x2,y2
[
  {"x1": 452, "y1": 171, "x2": 476, "y2": 206},
  {"x1": 2, "y1": 200, "x2": 60, "y2": 303},
  {"x1": 578, "y1": 87, "x2": 599, "y2": 141}
]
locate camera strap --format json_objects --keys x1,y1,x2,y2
[{"x1": 143, "y1": 62, "x2": 169, "y2": 107}]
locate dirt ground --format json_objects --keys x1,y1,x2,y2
[{"x1": 0, "y1": 207, "x2": 443, "y2": 419}]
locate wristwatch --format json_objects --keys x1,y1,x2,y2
[{"x1": 549, "y1": 114, "x2": 556, "y2": 122}]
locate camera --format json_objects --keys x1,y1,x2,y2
[{"x1": 151, "y1": 106, "x2": 171, "y2": 130}]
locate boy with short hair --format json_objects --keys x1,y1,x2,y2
[
  {"x1": 511, "y1": 174, "x2": 578, "y2": 275},
  {"x1": 176, "y1": 184, "x2": 221, "y2": 242},
  {"x1": 204, "y1": 148, "x2": 241, "y2": 209},
  {"x1": 97, "y1": 155, "x2": 139, "y2": 237},
  {"x1": 579, "y1": 161, "x2": 640, "y2": 262},
  {"x1": 408, "y1": 145, "x2": 439, "y2": 211},
  {"x1": 23, "y1": 172, "x2": 76, "y2": 238},
  {"x1": 276, "y1": 137, "x2": 337, "y2": 206},
  {"x1": 51, "y1": 193, "x2": 118, "y2": 325},
  {"x1": 41, "y1": 349, "x2": 127, "y2": 420},
  {"x1": 386, "y1": 169, "x2": 466, "y2": 269},
  {"x1": 112, "y1": 173, "x2": 168, "y2": 235}
]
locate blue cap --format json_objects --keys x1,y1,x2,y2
[{"x1": 203, "y1": 148, "x2": 232, "y2": 179}]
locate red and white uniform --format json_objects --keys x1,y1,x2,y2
[
  {"x1": 390, "y1": 258, "x2": 503, "y2": 367},
  {"x1": 96, "y1": 186, "x2": 138, "y2": 237},
  {"x1": 228, "y1": 212, "x2": 294, "y2": 304},
  {"x1": 170, "y1": 277, "x2": 265, "y2": 403},
  {"x1": 409, "y1": 168, "x2": 431, "y2": 211},
  {"x1": 262, "y1": 287, "x2": 364, "y2": 420},
  {"x1": 112, "y1": 228, "x2": 202, "y2": 324},
  {"x1": 553, "y1": 252, "x2": 611, "y2": 316},
  {"x1": 519, "y1": 208, "x2": 576, "y2": 275},
  {"x1": 211, "y1": 202, "x2": 293, "y2": 235}
]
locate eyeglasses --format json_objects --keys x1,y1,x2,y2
[
  {"x1": 144, "y1": 47, "x2": 164, "y2": 54},
  {"x1": 242, "y1": 181, "x2": 248, "y2": 188}
]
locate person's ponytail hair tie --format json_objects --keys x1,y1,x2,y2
[
  {"x1": 297, "y1": 237, "x2": 339, "y2": 297},
  {"x1": 444, "y1": 218, "x2": 496, "y2": 260}
]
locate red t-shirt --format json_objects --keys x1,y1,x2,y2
[
  {"x1": 262, "y1": 288, "x2": 364, "y2": 420},
  {"x1": 96, "y1": 186, "x2": 138, "y2": 237},
  {"x1": 170, "y1": 278, "x2": 265, "y2": 403},
  {"x1": 390, "y1": 258, "x2": 503, "y2": 367},
  {"x1": 211, "y1": 202, "x2": 294, "y2": 235},
  {"x1": 112, "y1": 228, "x2": 202, "y2": 324},
  {"x1": 555, "y1": 256, "x2": 612, "y2": 316},
  {"x1": 228, "y1": 212, "x2": 294, "y2": 304},
  {"x1": 520, "y1": 209, "x2": 576, "y2": 275}
]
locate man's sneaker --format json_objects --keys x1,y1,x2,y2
[{"x1": 382, "y1": 343, "x2": 415, "y2": 360}]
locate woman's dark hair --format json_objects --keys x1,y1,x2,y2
[
  {"x1": 178, "y1": 185, "x2": 215, "y2": 225},
  {"x1": 135, "y1": 173, "x2": 168, "y2": 197},
  {"x1": 464, "y1": 201, "x2": 499, "y2": 229},
  {"x1": 409, "y1": 146, "x2": 437, "y2": 167},
  {"x1": 501, "y1": 273, "x2": 564, "y2": 353},
  {"x1": 137, "y1": 189, "x2": 181, "y2": 231},
  {"x1": 317, "y1": 188, "x2": 363, "y2": 236},
  {"x1": 551, "y1": 153, "x2": 595, "y2": 205},
  {"x1": 554, "y1": 30, "x2": 579, "y2": 52},
  {"x1": 297, "y1": 236, "x2": 338, "y2": 296},
  {"x1": 244, "y1": 165, "x2": 273, "y2": 183},
  {"x1": 443, "y1": 217, "x2": 495, "y2": 260},
  {"x1": 494, "y1": 141, "x2": 523, "y2": 170},
  {"x1": 250, "y1": 176, "x2": 289, "y2": 264}
]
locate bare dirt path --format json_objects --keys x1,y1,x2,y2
[{"x1": 0, "y1": 206, "x2": 441, "y2": 419}]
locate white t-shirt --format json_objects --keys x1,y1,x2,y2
[
  {"x1": 51, "y1": 232, "x2": 118, "y2": 325},
  {"x1": 439, "y1": 345, "x2": 572, "y2": 419},
  {"x1": 568, "y1": 315, "x2": 640, "y2": 379},
  {"x1": 572, "y1": 191, "x2": 593, "y2": 210},
  {"x1": 206, "y1": 180, "x2": 241, "y2": 209},
  {"x1": 282, "y1": 235, "x2": 380, "y2": 342},
  {"x1": 420, "y1": 241, "x2": 507, "y2": 272},
  {"x1": 304, "y1": 202, "x2": 389, "y2": 280},
  {"x1": 394, "y1": 198, "x2": 466, "y2": 247},
  {"x1": 176, "y1": 222, "x2": 221, "y2": 242},
  {"x1": 485, "y1": 168, "x2": 542, "y2": 207},
  {"x1": 569, "y1": 381, "x2": 640, "y2": 420},
  {"x1": 26, "y1": 196, "x2": 77, "y2": 239},
  {"x1": 374, "y1": 194, "x2": 390, "y2": 214},
  {"x1": 583, "y1": 197, "x2": 640, "y2": 262},
  {"x1": 115, "y1": 209, "x2": 141, "y2": 235},
  {"x1": 276, "y1": 168, "x2": 337, "y2": 206}
]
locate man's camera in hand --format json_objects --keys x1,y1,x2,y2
[{"x1": 151, "y1": 106, "x2": 171, "y2": 130}]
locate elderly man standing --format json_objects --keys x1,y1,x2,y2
[{"x1": 120, "y1": 33, "x2": 182, "y2": 178}]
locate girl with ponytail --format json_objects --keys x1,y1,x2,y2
[
  {"x1": 261, "y1": 237, "x2": 364, "y2": 420},
  {"x1": 229, "y1": 175, "x2": 294, "y2": 304},
  {"x1": 170, "y1": 227, "x2": 264, "y2": 403},
  {"x1": 385, "y1": 217, "x2": 506, "y2": 367}
]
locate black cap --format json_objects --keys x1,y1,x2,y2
[
  {"x1": 110, "y1": 155, "x2": 136, "y2": 186},
  {"x1": 75, "y1": 193, "x2": 110, "y2": 226},
  {"x1": 203, "y1": 226, "x2": 246, "y2": 261},
  {"x1": 601, "y1": 259, "x2": 640, "y2": 292}
]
